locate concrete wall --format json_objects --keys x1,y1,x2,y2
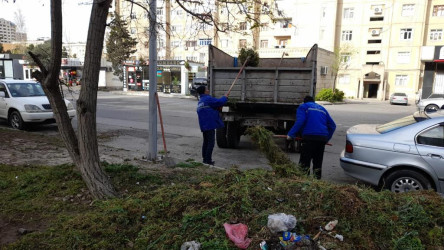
[{"x1": 316, "y1": 48, "x2": 336, "y2": 93}]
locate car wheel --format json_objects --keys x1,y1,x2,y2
[
  {"x1": 385, "y1": 170, "x2": 432, "y2": 193},
  {"x1": 9, "y1": 111, "x2": 26, "y2": 130},
  {"x1": 425, "y1": 104, "x2": 439, "y2": 112}
]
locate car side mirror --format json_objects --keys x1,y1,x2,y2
[{"x1": 0, "y1": 91, "x2": 5, "y2": 98}]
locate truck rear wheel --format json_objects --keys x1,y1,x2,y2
[
  {"x1": 216, "y1": 123, "x2": 228, "y2": 148},
  {"x1": 227, "y1": 121, "x2": 241, "y2": 148}
]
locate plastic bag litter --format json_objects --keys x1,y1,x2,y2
[
  {"x1": 267, "y1": 213, "x2": 297, "y2": 233},
  {"x1": 180, "y1": 241, "x2": 201, "y2": 250},
  {"x1": 223, "y1": 223, "x2": 252, "y2": 249}
]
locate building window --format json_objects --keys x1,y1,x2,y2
[
  {"x1": 185, "y1": 40, "x2": 197, "y2": 47},
  {"x1": 174, "y1": 9, "x2": 183, "y2": 16},
  {"x1": 432, "y1": 5, "x2": 444, "y2": 16},
  {"x1": 221, "y1": 39, "x2": 228, "y2": 48},
  {"x1": 220, "y1": 23, "x2": 228, "y2": 30},
  {"x1": 400, "y1": 28, "x2": 413, "y2": 40},
  {"x1": 397, "y1": 52, "x2": 410, "y2": 64},
  {"x1": 186, "y1": 56, "x2": 197, "y2": 61},
  {"x1": 430, "y1": 29, "x2": 443, "y2": 41},
  {"x1": 199, "y1": 53, "x2": 206, "y2": 62},
  {"x1": 239, "y1": 22, "x2": 247, "y2": 30},
  {"x1": 395, "y1": 75, "x2": 408, "y2": 86},
  {"x1": 158, "y1": 39, "x2": 165, "y2": 48},
  {"x1": 368, "y1": 39, "x2": 382, "y2": 44},
  {"x1": 156, "y1": 7, "x2": 163, "y2": 16},
  {"x1": 367, "y1": 50, "x2": 380, "y2": 54},
  {"x1": 198, "y1": 39, "x2": 212, "y2": 46},
  {"x1": 171, "y1": 25, "x2": 182, "y2": 32},
  {"x1": 343, "y1": 8, "x2": 354, "y2": 19},
  {"x1": 260, "y1": 40, "x2": 268, "y2": 48},
  {"x1": 339, "y1": 74, "x2": 350, "y2": 85},
  {"x1": 277, "y1": 39, "x2": 288, "y2": 47},
  {"x1": 260, "y1": 23, "x2": 269, "y2": 31},
  {"x1": 342, "y1": 30, "x2": 352, "y2": 41},
  {"x1": 340, "y1": 53, "x2": 351, "y2": 63},
  {"x1": 279, "y1": 19, "x2": 291, "y2": 28},
  {"x1": 171, "y1": 41, "x2": 180, "y2": 47},
  {"x1": 130, "y1": 13, "x2": 137, "y2": 19},
  {"x1": 239, "y1": 39, "x2": 247, "y2": 48},
  {"x1": 402, "y1": 4, "x2": 415, "y2": 16},
  {"x1": 370, "y1": 17, "x2": 384, "y2": 21}
]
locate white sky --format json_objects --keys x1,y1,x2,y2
[{"x1": 0, "y1": 0, "x2": 92, "y2": 43}]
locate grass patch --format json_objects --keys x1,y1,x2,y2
[{"x1": 1, "y1": 126, "x2": 444, "y2": 249}]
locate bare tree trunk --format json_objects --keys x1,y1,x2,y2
[
  {"x1": 76, "y1": 0, "x2": 117, "y2": 199},
  {"x1": 31, "y1": 0, "x2": 116, "y2": 200}
]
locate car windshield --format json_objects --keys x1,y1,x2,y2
[
  {"x1": 6, "y1": 82, "x2": 46, "y2": 97},
  {"x1": 376, "y1": 112, "x2": 428, "y2": 134}
]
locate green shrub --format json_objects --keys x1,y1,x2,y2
[
  {"x1": 316, "y1": 88, "x2": 345, "y2": 102},
  {"x1": 238, "y1": 48, "x2": 259, "y2": 67}
]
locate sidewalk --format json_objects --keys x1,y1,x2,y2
[{"x1": 63, "y1": 85, "x2": 389, "y2": 104}]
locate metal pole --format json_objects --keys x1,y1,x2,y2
[{"x1": 148, "y1": 0, "x2": 158, "y2": 160}]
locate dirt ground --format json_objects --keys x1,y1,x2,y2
[
  {"x1": 0, "y1": 125, "x2": 169, "y2": 168},
  {"x1": 0, "y1": 125, "x2": 175, "y2": 246}
]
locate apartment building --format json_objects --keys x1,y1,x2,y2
[
  {"x1": 0, "y1": 18, "x2": 17, "y2": 43},
  {"x1": 116, "y1": 0, "x2": 444, "y2": 99},
  {"x1": 420, "y1": 0, "x2": 444, "y2": 99}
]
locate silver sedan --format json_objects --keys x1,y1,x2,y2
[{"x1": 340, "y1": 111, "x2": 444, "y2": 194}]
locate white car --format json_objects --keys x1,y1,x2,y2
[
  {"x1": 0, "y1": 79, "x2": 76, "y2": 130},
  {"x1": 417, "y1": 93, "x2": 444, "y2": 112}
]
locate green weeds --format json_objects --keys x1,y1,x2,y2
[{"x1": 1, "y1": 126, "x2": 444, "y2": 249}]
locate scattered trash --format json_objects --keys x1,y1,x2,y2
[
  {"x1": 259, "y1": 240, "x2": 269, "y2": 250},
  {"x1": 223, "y1": 223, "x2": 252, "y2": 249},
  {"x1": 324, "y1": 220, "x2": 338, "y2": 231},
  {"x1": 327, "y1": 232, "x2": 344, "y2": 241},
  {"x1": 267, "y1": 213, "x2": 297, "y2": 233},
  {"x1": 180, "y1": 241, "x2": 201, "y2": 250},
  {"x1": 279, "y1": 232, "x2": 311, "y2": 247},
  {"x1": 313, "y1": 226, "x2": 324, "y2": 240},
  {"x1": 141, "y1": 215, "x2": 146, "y2": 220}
]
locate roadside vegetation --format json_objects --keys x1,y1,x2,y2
[
  {"x1": 1, "y1": 127, "x2": 443, "y2": 249},
  {"x1": 316, "y1": 88, "x2": 345, "y2": 103}
]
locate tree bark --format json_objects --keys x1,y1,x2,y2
[
  {"x1": 30, "y1": 0, "x2": 116, "y2": 200},
  {"x1": 76, "y1": 0, "x2": 117, "y2": 199}
]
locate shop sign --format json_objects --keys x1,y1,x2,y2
[
  {"x1": 128, "y1": 67, "x2": 135, "y2": 72},
  {"x1": 157, "y1": 70, "x2": 162, "y2": 77}
]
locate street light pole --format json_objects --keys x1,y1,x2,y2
[{"x1": 148, "y1": 0, "x2": 158, "y2": 160}]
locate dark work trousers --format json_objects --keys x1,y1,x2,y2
[
  {"x1": 299, "y1": 137, "x2": 327, "y2": 179},
  {"x1": 202, "y1": 129, "x2": 216, "y2": 164}
]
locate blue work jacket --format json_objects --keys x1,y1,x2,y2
[
  {"x1": 287, "y1": 101, "x2": 336, "y2": 141},
  {"x1": 197, "y1": 94, "x2": 228, "y2": 132}
]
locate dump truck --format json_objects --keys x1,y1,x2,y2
[{"x1": 207, "y1": 44, "x2": 332, "y2": 149}]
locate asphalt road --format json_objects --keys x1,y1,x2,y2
[
  {"x1": 0, "y1": 91, "x2": 418, "y2": 186},
  {"x1": 92, "y1": 92, "x2": 417, "y2": 185}
]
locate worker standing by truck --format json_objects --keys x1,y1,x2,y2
[
  {"x1": 196, "y1": 86, "x2": 228, "y2": 165},
  {"x1": 287, "y1": 96, "x2": 336, "y2": 179}
]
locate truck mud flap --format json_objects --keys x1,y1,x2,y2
[{"x1": 227, "y1": 121, "x2": 241, "y2": 149}]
